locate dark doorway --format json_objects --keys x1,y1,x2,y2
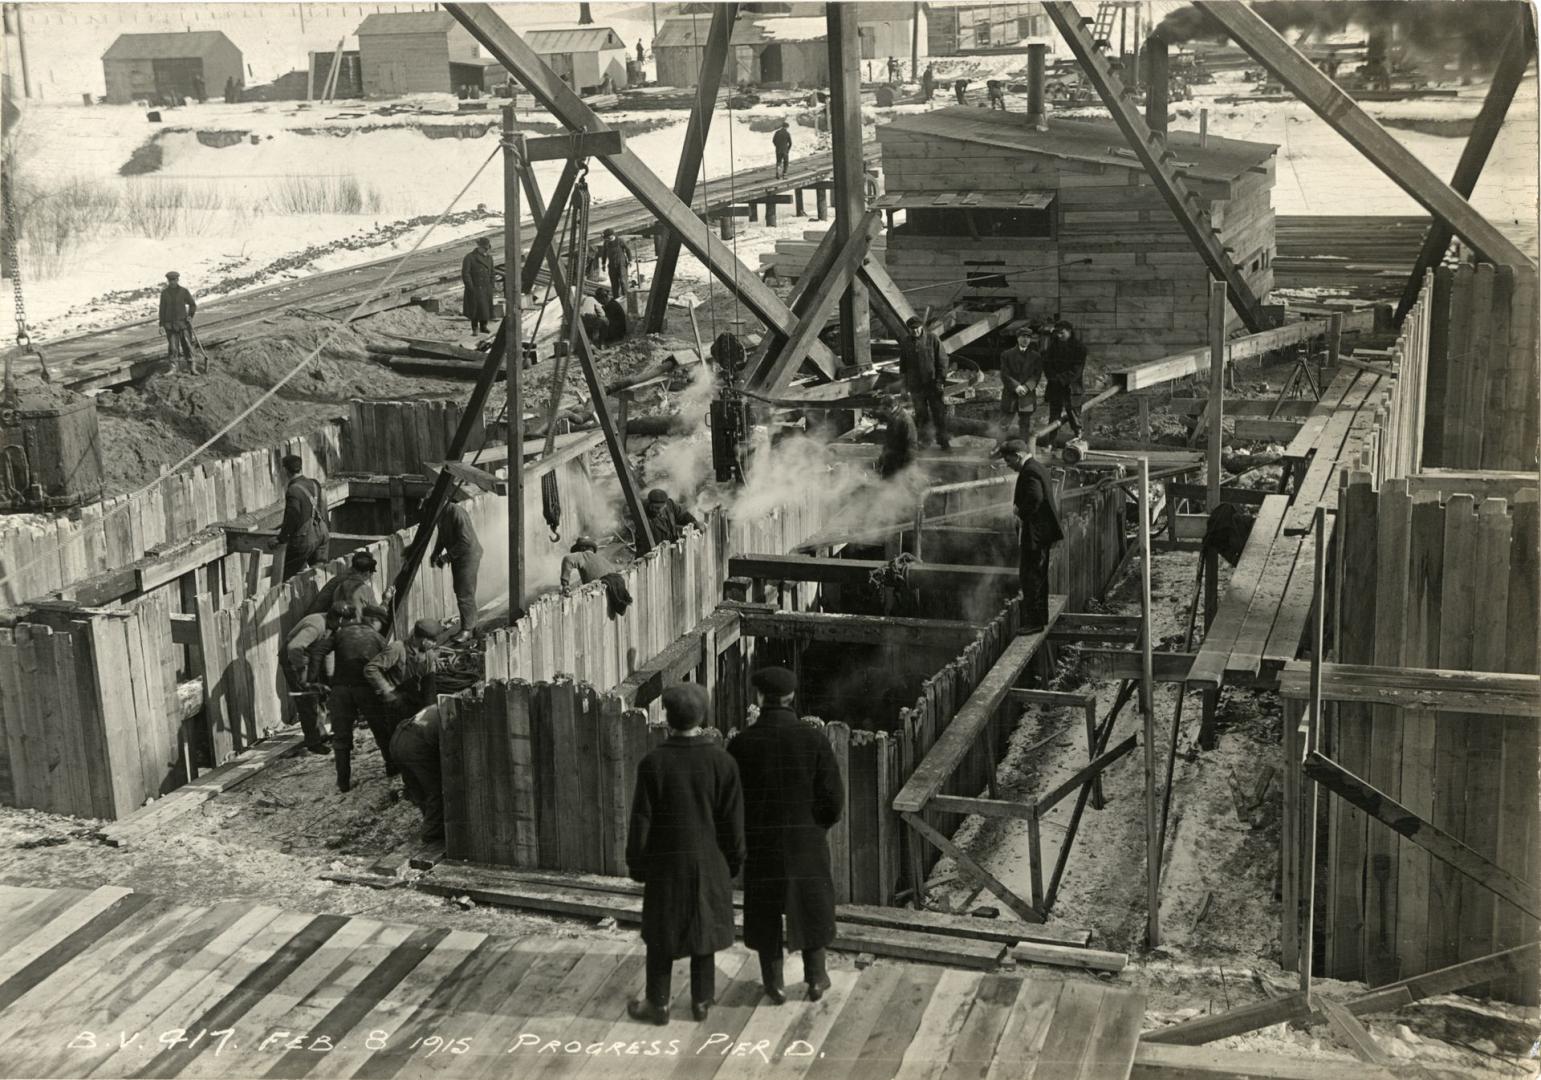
[
  {"x1": 759, "y1": 44, "x2": 783, "y2": 84},
  {"x1": 152, "y1": 57, "x2": 202, "y2": 101}
]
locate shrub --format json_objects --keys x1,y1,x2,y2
[{"x1": 269, "y1": 175, "x2": 383, "y2": 215}]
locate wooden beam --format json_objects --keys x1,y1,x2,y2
[
  {"x1": 615, "y1": 609, "x2": 740, "y2": 708},
  {"x1": 928, "y1": 794, "x2": 1037, "y2": 822},
  {"x1": 893, "y1": 601, "x2": 1065, "y2": 813},
  {"x1": 1233, "y1": 418, "x2": 1302, "y2": 442},
  {"x1": 1319, "y1": 999, "x2": 1394, "y2": 1066},
  {"x1": 169, "y1": 612, "x2": 199, "y2": 647},
  {"x1": 1196, "y1": 1, "x2": 1534, "y2": 270},
  {"x1": 746, "y1": 223, "x2": 845, "y2": 378},
  {"x1": 1040, "y1": 3, "x2": 1266, "y2": 331},
  {"x1": 837, "y1": 902, "x2": 1091, "y2": 947},
  {"x1": 1035, "y1": 734, "x2": 1139, "y2": 814},
  {"x1": 901, "y1": 810, "x2": 1043, "y2": 923},
  {"x1": 940, "y1": 303, "x2": 1016, "y2": 352},
  {"x1": 1132, "y1": 1043, "x2": 1400, "y2": 1080},
  {"x1": 730, "y1": 606, "x2": 984, "y2": 649},
  {"x1": 1108, "y1": 319, "x2": 1329, "y2": 392},
  {"x1": 522, "y1": 130, "x2": 623, "y2": 162},
  {"x1": 1011, "y1": 940, "x2": 1127, "y2": 973},
  {"x1": 1304, "y1": 750, "x2": 1540, "y2": 918},
  {"x1": 443, "y1": 3, "x2": 840, "y2": 374},
  {"x1": 1082, "y1": 648, "x2": 1198, "y2": 683},
  {"x1": 753, "y1": 211, "x2": 881, "y2": 392},
  {"x1": 827, "y1": 2, "x2": 872, "y2": 373},
  {"x1": 1142, "y1": 992, "x2": 1314, "y2": 1045},
  {"x1": 1278, "y1": 662, "x2": 1541, "y2": 717},
  {"x1": 1395, "y1": 16, "x2": 1533, "y2": 322},
  {"x1": 1009, "y1": 688, "x2": 1097, "y2": 708},
  {"x1": 520, "y1": 158, "x2": 579, "y2": 286},
  {"x1": 644, "y1": 3, "x2": 738, "y2": 332},
  {"x1": 1343, "y1": 941, "x2": 1541, "y2": 1016},
  {"x1": 857, "y1": 260, "x2": 921, "y2": 339},
  {"x1": 728, "y1": 553, "x2": 1019, "y2": 592}
]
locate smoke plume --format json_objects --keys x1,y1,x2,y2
[{"x1": 1155, "y1": 1, "x2": 1526, "y2": 65}]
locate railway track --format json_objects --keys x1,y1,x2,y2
[{"x1": 48, "y1": 144, "x2": 878, "y2": 394}]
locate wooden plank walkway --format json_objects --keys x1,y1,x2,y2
[
  {"x1": 1189, "y1": 367, "x2": 1390, "y2": 690},
  {"x1": 0, "y1": 885, "x2": 1145, "y2": 1080}
]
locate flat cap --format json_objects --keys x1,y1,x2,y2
[
  {"x1": 328, "y1": 601, "x2": 355, "y2": 621},
  {"x1": 166, "y1": 271, "x2": 180, "y2": 280},
  {"x1": 751, "y1": 666, "x2": 797, "y2": 696},
  {"x1": 411, "y1": 618, "x2": 442, "y2": 640},
  {"x1": 661, "y1": 683, "x2": 709, "y2": 729},
  {"x1": 647, "y1": 489, "x2": 669, "y2": 504},
  {"x1": 570, "y1": 535, "x2": 598, "y2": 553}
]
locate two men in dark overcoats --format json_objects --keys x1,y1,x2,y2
[
  {"x1": 729, "y1": 666, "x2": 844, "y2": 1004},
  {"x1": 626, "y1": 683, "x2": 745, "y2": 1025},
  {"x1": 1001, "y1": 438, "x2": 1064, "y2": 632}
]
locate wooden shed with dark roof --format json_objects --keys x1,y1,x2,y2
[
  {"x1": 355, "y1": 11, "x2": 482, "y2": 97},
  {"x1": 876, "y1": 106, "x2": 1278, "y2": 363},
  {"x1": 101, "y1": 31, "x2": 243, "y2": 104}
]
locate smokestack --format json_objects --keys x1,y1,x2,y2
[
  {"x1": 1027, "y1": 42, "x2": 1047, "y2": 129},
  {"x1": 1144, "y1": 33, "x2": 1168, "y2": 136}
]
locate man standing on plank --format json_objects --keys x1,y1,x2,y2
[{"x1": 1000, "y1": 438, "x2": 1064, "y2": 633}]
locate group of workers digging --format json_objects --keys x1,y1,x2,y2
[{"x1": 626, "y1": 665, "x2": 842, "y2": 1025}]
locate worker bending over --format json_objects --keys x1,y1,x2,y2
[
  {"x1": 729, "y1": 666, "x2": 842, "y2": 1005},
  {"x1": 645, "y1": 489, "x2": 700, "y2": 544},
  {"x1": 900, "y1": 316, "x2": 951, "y2": 451},
  {"x1": 561, "y1": 536, "x2": 633, "y2": 617},
  {"x1": 307, "y1": 550, "x2": 384, "y2": 621},
  {"x1": 390, "y1": 704, "x2": 444, "y2": 843},
  {"x1": 281, "y1": 601, "x2": 351, "y2": 754},
  {"x1": 325, "y1": 605, "x2": 394, "y2": 793},
  {"x1": 272, "y1": 454, "x2": 329, "y2": 581},
  {"x1": 999, "y1": 325, "x2": 1044, "y2": 442},
  {"x1": 429, "y1": 493, "x2": 482, "y2": 644},
  {"x1": 364, "y1": 618, "x2": 441, "y2": 734}
]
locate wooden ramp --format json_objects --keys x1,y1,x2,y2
[
  {"x1": 0, "y1": 885, "x2": 1146, "y2": 1080},
  {"x1": 1188, "y1": 366, "x2": 1391, "y2": 690}
]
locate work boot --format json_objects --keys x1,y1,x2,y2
[
  {"x1": 306, "y1": 742, "x2": 331, "y2": 755},
  {"x1": 807, "y1": 974, "x2": 831, "y2": 1002},
  {"x1": 691, "y1": 1000, "x2": 712, "y2": 1022},
  {"x1": 627, "y1": 1000, "x2": 669, "y2": 1026},
  {"x1": 759, "y1": 954, "x2": 785, "y2": 1005}
]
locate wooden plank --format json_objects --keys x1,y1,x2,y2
[
  {"x1": 1141, "y1": 991, "x2": 1313, "y2": 1045},
  {"x1": 934, "y1": 972, "x2": 1022, "y2": 1080},
  {"x1": 1278, "y1": 663, "x2": 1539, "y2": 715},
  {"x1": 836, "y1": 904, "x2": 1090, "y2": 948},
  {"x1": 0, "y1": 886, "x2": 136, "y2": 985},
  {"x1": 1186, "y1": 495, "x2": 1289, "y2": 689},
  {"x1": 1304, "y1": 751, "x2": 1539, "y2": 919},
  {"x1": 735, "y1": 608, "x2": 985, "y2": 649},
  {"x1": 1078, "y1": 985, "x2": 1148, "y2": 1080},
  {"x1": 1033, "y1": 734, "x2": 1138, "y2": 814},
  {"x1": 1011, "y1": 941, "x2": 1127, "y2": 974},
  {"x1": 833, "y1": 925, "x2": 1003, "y2": 970},
  {"x1": 1132, "y1": 1043, "x2": 1400, "y2": 1080},
  {"x1": 1320, "y1": 998, "x2": 1395, "y2": 1066},
  {"x1": 893, "y1": 601, "x2": 1064, "y2": 813},
  {"x1": 902, "y1": 812, "x2": 1041, "y2": 925}
]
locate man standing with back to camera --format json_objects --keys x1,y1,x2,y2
[{"x1": 1000, "y1": 439, "x2": 1064, "y2": 632}]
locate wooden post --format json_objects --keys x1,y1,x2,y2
[
  {"x1": 718, "y1": 214, "x2": 735, "y2": 241},
  {"x1": 828, "y1": 2, "x2": 872, "y2": 372},
  {"x1": 1200, "y1": 107, "x2": 1209, "y2": 147},
  {"x1": 910, "y1": 0, "x2": 921, "y2": 80},
  {"x1": 816, "y1": 185, "x2": 829, "y2": 221},
  {"x1": 645, "y1": 3, "x2": 739, "y2": 333},
  {"x1": 1145, "y1": 33, "x2": 1168, "y2": 134},
  {"x1": 1300, "y1": 504, "x2": 1327, "y2": 995},
  {"x1": 1327, "y1": 312, "x2": 1344, "y2": 366},
  {"x1": 1137, "y1": 395, "x2": 1151, "y2": 444},
  {"x1": 1139, "y1": 456, "x2": 1159, "y2": 947},
  {"x1": 795, "y1": 188, "x2": 805, "y2": 216},
  {"x1": 765, "y1": 195, "x2": 779, "y2": 227},
  {"x1": 503, "y1": 109, "x2": 526, "y2": 620}
]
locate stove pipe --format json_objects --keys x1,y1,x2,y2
[
  {"x1": 1145, "y1": 34, "x2": 1169, "y2": 136},
  {"x1": 1027, "y1": 42, "x2": 1048, "y2": 129}
]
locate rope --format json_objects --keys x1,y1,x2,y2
[{"x1": 0, "y1": 144, "x2": 503, "y2": 600}]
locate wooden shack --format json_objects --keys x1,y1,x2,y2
[
  {"x1": 521, "y1": 26, "x2": 631, "y2": 91},
  {"x1": 654, "y1": 14, "x2": 829, "y2": 88},
  {"x1": 355, "y1": 11, "x2": 482, "y2": 97},
  {"x1": 876, "y1": 106, "x2": 1277, "y2": 364},
  {"x1": 101, "y1": 31, "x2": 243, "y2": 104}
]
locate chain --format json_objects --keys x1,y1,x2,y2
[{"x1": 1, "y1": 171, "x2": 30, "y2": 348}]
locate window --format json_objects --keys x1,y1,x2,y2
[{"x1": 903, "y1": 206, "x2": 1053, "y2": 239}]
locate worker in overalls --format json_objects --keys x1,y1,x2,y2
[
  {"x1": 159, "y1": 271, "x2": 197, "y2": 371},
  {"x1": 272, "y1": 454, "x2": 329, "y2": 581},
  {"x1": 429, "y1": 493, "x2": 482, "y2": 644},
  {"x1": 600, "y1": 228, "x2": 634, "y2": 298}
]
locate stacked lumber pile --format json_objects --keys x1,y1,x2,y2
[
  {"x1": 760, "y1": 227, "x2": 889, "y2": 281},
  {"x1": 1273, "y1": 215, "x2": 1429, "y2": 299}
]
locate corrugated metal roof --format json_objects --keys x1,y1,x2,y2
[
  {"x1": 878, "y1": 107, "x2": 1276, "y2": 182},
  {"x1": 102, "y1": 31, "x2": 237, "y2": 61},
  {"x1": 356, "y1": 11, "x2": 460, "y2": 36},
  {"x1": 522, "y1": 26, "x2": 626, "y2": 54},
  {"x1": 875, "y1": 190, "x2": 1054, "y2": 210},
  {"x1": 654, "y1": 14, "x2": 826, "y2": 49}
]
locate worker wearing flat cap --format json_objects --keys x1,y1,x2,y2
[
  {"x1": 280, "y1": 601, "x2": 351, "y2": 755},
  {"x1": 625, "y1": 683, "x2": 745, "y2": 1026},
  {"x1": 560, "y1": 536, "x2": 633, "y2": 618},
  {"x1": 324, "y1": 607, "x2": 395, "y2": 792},
  {"x1": 643, "y1": 488, "x2": 701, "y2": 545},
  {"x1": 158, "y1": 270, "x2": 197, "y2": 371},
  {"x1": 998, "y1": 438, "x2": 1064, "y2": 633},
  {"x1": 728, "y1": 667, "x2": 844, "y2": 1005},
  {"x1": 427, "y1": 493, "x2": 482, "y2": 644}
]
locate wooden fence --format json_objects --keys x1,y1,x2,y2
[
  {"x1": 482, "y1": 489, "x2": 829, "y2": 687},
  {"x1": 1421, "y1": 261, "x2": 1540, "y2": 473},
  {"x1": 342, "y1": 399, "x2": 482, "y2": 476},
  {"x1": 0, "y1": 426, "x2": 341, "y2": 607},
  {"x1": 1299, "y1": 469, "x2": 1539, "y2": 1002}
]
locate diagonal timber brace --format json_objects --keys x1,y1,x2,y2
[
  {"x1": 754, "y1": 211, "x2": 883, "y2": 394},
  {"x1": 1195, "y1": 0, "x2": 1535, "y2": 272},
  {"x1": 521, "y1": 158, "x2": 579, "y2": 286},
  {"x1": 745, "y1": 220, "x2": 845, "y2": 384},
  {"x1": 857, "y1": 260, "x2": 920, "y2": 339},
  {"x1": 1040, "y1": 2, "x2": 1266, "y2": 333},
  {"x1": 444, "y1": 3, "x2": 840, "y2": 376},
  {"x1": 644, "y1": 3, "x2": 738, "y2": 333},
  {"x1": 1394, "y1": 12, "x2": 1534, "y2": 323},
  {"x1": 519, "y1": 164, "x2": 655, "y2": 554}
]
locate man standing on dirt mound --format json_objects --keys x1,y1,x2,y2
[
  {"x1": 461, "y1": 237, "x2": 496, "y2": 335},
  {"x1": 272, "y1": 454, "x2": 329, "y2": 581},
  {"x1": 158, "y1": 271, "x2": 197, "y2": 371}
]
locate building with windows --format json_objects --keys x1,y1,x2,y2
[{"x1": 876, "y1": 106, "x2": 1277, "y2": 362}]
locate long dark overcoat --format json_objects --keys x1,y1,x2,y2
[
  {"x1": 626, "y1": 734, "x2": 746, "y2": 959},
  {"x1": 461, "y1": 248, "x2": 496, "y2": 324},
  {"x1": 728, "y1": 707, "x2": 844, "y2": 953}
]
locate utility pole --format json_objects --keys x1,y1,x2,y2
[
  {"x1": 503, "y1": 106, "x2": 526, "y2": 621},
  {"x1": 910, "y1": 1, "x2": 920, "y2": 80}
]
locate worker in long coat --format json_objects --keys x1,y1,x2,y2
[
  {"x1": 728, "y1": 666, "x2": 844, "y2": 1004},
  {"x1": 461, "y1": 237, "x2": 496, "y2": 334},
  {"x1": 1043, "y1": 319, "x2": 1088, "y2": 437},
  {"x1": 877, "y1": 396, "x2": 918, "y2": 479},
  {"x1": 1001, "y1": 438, "x2": 1064, "y2": 632},
  {"x1": 998, "y1": 326, "x2": 1044, "y2": 442},
  {"x1": 626, "y1": 683, "x2": 746, "y2": 1026},
  {"x1": 899, "y1": 315, "x2": 951, "y2": 450},
  {"x1": 271, "y1": 454, "x2": 328, "y2": 580}
]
